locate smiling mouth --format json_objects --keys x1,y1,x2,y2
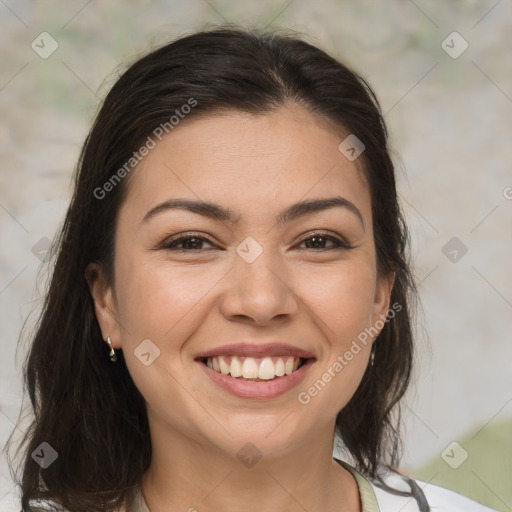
[{"x1": 196, "y1": 355, "x2": 311, "y2": 381}]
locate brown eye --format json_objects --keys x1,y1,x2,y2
[
  {"x1": 297, "y1": 232, "x2": 353, "y2": 251},
  {"x1": 160, "y1": 233, "x2": 216, "y2": 251}
]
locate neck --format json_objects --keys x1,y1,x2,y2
[{"x1": 140, "y1": 416, "x2": 361, "y2": 512}]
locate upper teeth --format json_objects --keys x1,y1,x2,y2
[{"x1": 206, "y1": 356, "x2": 301, "y2": 380}]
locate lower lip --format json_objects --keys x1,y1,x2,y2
[{"x1": 196, "y1": 359, "x2": 315, "y2": 399}]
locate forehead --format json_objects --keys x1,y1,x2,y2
[{"x1": 118, "y1": 105, "x2": 371, "y2": 226}]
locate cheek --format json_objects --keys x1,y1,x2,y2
[
  {"x1": 115, "y1": 247, "x2": 377, "y2": 357},
  {"x1": 113, "y1": 256, "x2": 218, "y2": 429},
  {"x1": 115, "y1": 251, "x2": 223, "y2": 341},
  {"x1": 293, "y1": 262, "x2": 375, "y2": 411},
  {"x1": 294, "y1": 261, "x2": 376, "y2": 345}
]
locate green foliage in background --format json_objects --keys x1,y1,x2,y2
[{"x1": 413, "y1": 420, "x2": 512, "y2": 512}]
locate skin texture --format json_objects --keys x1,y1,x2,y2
[{"x1": 87, "y1": 104, "x2": 394, "y2": 512}]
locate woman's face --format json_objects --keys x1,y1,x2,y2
[{"x1": 91, "y1": 104, "x2": 394, "y2": 459}]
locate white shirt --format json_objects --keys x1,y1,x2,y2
[{"x1": 338, "y1": 459, "x2": 499, "y2": 512}]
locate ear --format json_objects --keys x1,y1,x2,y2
[
  {"x1": 371, "y1": 271, "x2": 396, "y2": 333},
  {"x1": 85, "y1": 262, "x2": 122, "y2": 349}
]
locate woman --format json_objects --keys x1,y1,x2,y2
[{"x1": 7, "y1": 27, "x2": 497, "y2": 512}]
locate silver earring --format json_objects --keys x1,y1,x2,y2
[{"x1": 107, "y1": 334, "x2": 117, "y2": 362}]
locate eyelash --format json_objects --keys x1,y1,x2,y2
[{"x1": 159, "y1": 231, "x2": 354, "y2": 252}]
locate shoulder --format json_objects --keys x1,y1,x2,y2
[{"x1": 369, "y1": 470, "x2": 499, "y2": 512}]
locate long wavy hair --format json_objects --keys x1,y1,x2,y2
[{"x1": 6, "y1": 26, "x2": 418, "y2": 511}]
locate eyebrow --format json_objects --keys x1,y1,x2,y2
[{"x1": 140, "y1": 196, "x2": 364, "y2": 230}]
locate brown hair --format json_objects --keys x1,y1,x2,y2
[{"x1": 6, "y1": 26, "x2": 418, "y2": 511}]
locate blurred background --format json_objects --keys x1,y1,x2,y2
[{"x1": 1, "y1": 1, "x2": 511, "y2": 510}]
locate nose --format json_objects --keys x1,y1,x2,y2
[{"x1": 219, "y1": 246, "x2": 299, "y2": 326}]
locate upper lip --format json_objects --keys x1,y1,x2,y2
[{"x1": 194, "y1": 342, "x2": 316, "y2": 360}]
